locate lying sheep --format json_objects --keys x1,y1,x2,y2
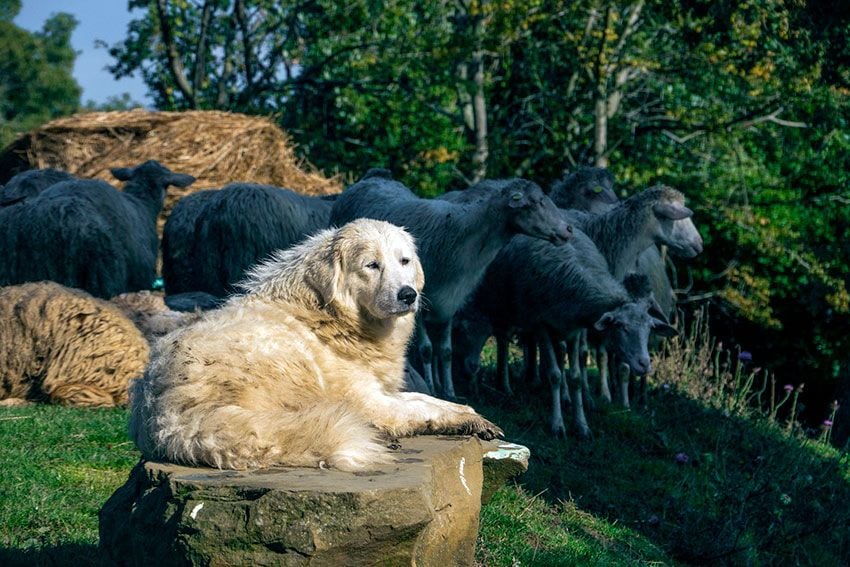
[
  {"x1": 109, "y1": 291, "x2": 203, "y2": 342},
  {"x1": 0, "y1": 161, "x2": 195, "y2": 299},
  {"x1": 0, "y1": 281, "x2": 149, "y2": 407},
  {"x1": 330, "y1": 169, "x2": 572, "y2": 399},
  {"x1": 163, "y1": 184, "x2": 336, "y2": 297},
  {"x1": 0, "y1": 168, "x2": 74, "y2": 205}
]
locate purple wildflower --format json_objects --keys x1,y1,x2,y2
[
  {"x1": 738, "y1": 351, "x2": 753, "y2": 362},
  {"x1": 783, "y1": 384, "x2": 794, "y2": 393},
  {"x1": 675, "y1": 452, "x2": 689, "y2": 464},
  {"x1": 823, "y1": 420, "x2": 834, "y2": 428}
]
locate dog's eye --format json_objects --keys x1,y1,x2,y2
[
  {"x1": 400, "y1": 258, "x2": 410, "y2": 266},
  {"x1": 366, "y1": 261, "x2": 380, "y2": 270}
]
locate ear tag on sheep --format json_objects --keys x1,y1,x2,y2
[
  {"x1": 511, "y1": 192, "x2": 523, "y2": 201},
  {"x1": 593, "y1": 185, "x2": 603, "y2": 193}
]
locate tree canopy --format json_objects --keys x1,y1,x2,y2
[{"x1": 0, "y1": 0, "x2": 81, "y2": 146}]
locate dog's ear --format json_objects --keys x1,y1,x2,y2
[
  {"x1": 413, "y1": 254, "x2": 425, "y2": 291},
  {"x1": 304, "y1": 233, "x2": 346, "y2": 308}
]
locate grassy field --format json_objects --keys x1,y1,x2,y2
[
  {"x1": 2, "y1": 324, "x2": 850, "y2": 565},
  {"x1": 0, "y1": 406, "x2": 138, "y2": 565}
]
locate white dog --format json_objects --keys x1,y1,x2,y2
[{"x1": 130, "y1": 219, "x2": 502, "y2": 471}]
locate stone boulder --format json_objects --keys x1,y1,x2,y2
[{"x1": 99, "y1": 436, "x2": 529, "y2": 566}]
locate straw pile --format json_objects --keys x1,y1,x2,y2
[{"x1": 0, "y1": 109, "x2": 343, "y2": 236}]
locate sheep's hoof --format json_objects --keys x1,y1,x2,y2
[
  {"x1": 575, "y1": 424, "x2": 593, "y2": 440},
  {"x1": 549, "y1": 424, "x2": 567, "y2": 438}
]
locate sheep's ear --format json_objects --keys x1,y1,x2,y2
[
  {"x1": 111, "y1": 167, "x2": 134, "y2": 181},
  {"x1": 593, "y1": 312, "x2": 616, "y2": 331},
  {"x1": 166, "y1": 173, "x2": 196, "y2": 188},
  {"x1": 508, "y1": 190, "x2": 530, "y2": 208},
  {"x1": 653, "y1": 202, "x2": 693, "y2": 220},
  {"x1": 647, "y1": 297, "x2": 669, "y2": 323},
  {"x1": 651, "y1": 318, "x2": 678, "y2": 337}
]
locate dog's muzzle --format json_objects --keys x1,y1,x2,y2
[{"x1": 397, "y1": 286, "x2": 418, "y2": 306}]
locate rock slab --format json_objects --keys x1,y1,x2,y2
[{"x1": 99, "y1": 436, "x2": 528, "y2": 566}]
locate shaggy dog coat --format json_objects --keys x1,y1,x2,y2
[{"x1": 130, "y1": 219, "x2": 501, "y2": 471}]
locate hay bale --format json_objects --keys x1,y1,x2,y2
[{"x1": 0, "y1": 109, "x2": 343, "y2": 237}]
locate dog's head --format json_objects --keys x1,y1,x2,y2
[{"x1": 308, "y1": 219, "x2": 424, "y2": 321}]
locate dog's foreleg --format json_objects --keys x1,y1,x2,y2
[{"x1": 358, "y1": 389, "x2": 503, "y2": 440}]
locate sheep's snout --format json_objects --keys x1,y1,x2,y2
[
  {"x1": 632, "y1": 355, "x2": 652, "y2": 376},
  {"x1": 690, "y1": 234, "x2": 704, "y2": 255},
  {"x1": 550, "y1": 222, "x2": 573, "y2": 244}
]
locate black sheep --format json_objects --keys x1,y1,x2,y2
[
  {"x1": 0, "y1": 160, "x2": 194, "y2": 298},
  {"x1": 0, "y1": 168, "x2": 75, "y2": 206},
  {"x1": 162, "y1": 184, "x2": 336, "y2": 297}
]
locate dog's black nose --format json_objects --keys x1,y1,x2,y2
[{"x1": 397, "y1": 286, "x2": 418, "y2": 306}]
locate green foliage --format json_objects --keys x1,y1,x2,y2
[
  {"x1": 82, "y1": 92, "x2": 145, "y2": 112},
  {"x1": 0, "y1": 6, "x2": 81, "y2": 147}
]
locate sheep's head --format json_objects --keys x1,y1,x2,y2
[
  {"x1": 549, "y1": 166, "x2": 618, "y2": 213},
  {"x1": 501, "y1": 179, "x2": 573, "y2": 244},
  {"x1": 645, "y1": 186, "x2": 704, "y2": 258},
  {"x1": 111, "y1": 160, "x2": 196, "y2": 202},
  {"x1": 594, "y1": 274, "x2": 677, "y2": 376}
]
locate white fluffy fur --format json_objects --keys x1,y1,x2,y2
[{"x1": 129, "y1": 219, "x2": 501, "y2": 471}]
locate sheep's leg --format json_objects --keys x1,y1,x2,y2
[
  {"x1": 522, "y1": 332, "x2": 541, "y2": 388},
  {"x1": 565, "y1": 332, "x2": 591, "y2": 439},
  {"x1": 556, "y1": 338, "x2": 572, "y2": 405},
  {"x1": 580, "y1": 331, "x2": 595, "y2": 411},
  {"x1": 597, "y1": 343, "x2": 612, "y2": 403},
  {"x1": 538, "y1": 331, "x2": 566, "y2": 437},
  {"x1": 496, "y1": 331, "x2": 513, "y2": 396},
  {"x1": 617, "y1": 361, "x2": 631, "y2": 409},
  {"x1": 636, "y1": 373, "x2": 649, "y2": 408},
  {"x1": 415, "y1": 318, "x2": 437, "y2": 394},
  {"x1": 433, "y1": 319, "x2": 456, "y2": 400}
]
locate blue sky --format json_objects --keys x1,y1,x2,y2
[{"x1": 15, "y1": 1, "x2": 152, "y2": 106}]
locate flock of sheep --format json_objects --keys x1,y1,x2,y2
[{"x1": 0, "y1": 159, "x2": 703, "y2": 440}]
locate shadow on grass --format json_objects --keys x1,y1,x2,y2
[
  {"x1": 465, "y1": 372, "x2": 850, "y2": 565},
  {"x1": 0, "y1": 543, "x2": 98, "y2": 567}
]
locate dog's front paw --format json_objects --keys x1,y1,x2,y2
[{"x1": 460, "y1": 415, "x2": 504, "y2": 441}]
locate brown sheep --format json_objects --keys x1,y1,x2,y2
[{"x1": 0, "y1": 281, "x2": 149, "y2": 407}]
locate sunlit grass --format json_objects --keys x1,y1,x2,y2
[{"x1": 1, "y1": 314, "x2": 849, "y2": 565}]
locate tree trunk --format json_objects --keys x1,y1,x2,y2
[
  {"x1": 594, "y1": 92, "x2": 608, "y2": 167},
  {"x1": 470, "y1": 45, "x2": 489, "y2": 181}
]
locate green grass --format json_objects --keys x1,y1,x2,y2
[
  {"x1": 2, "y1": 326, "x2": 850, "y2": 565},
  {"x1": 0, "y1": 405, "x2": 138, "y2": 565}
]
